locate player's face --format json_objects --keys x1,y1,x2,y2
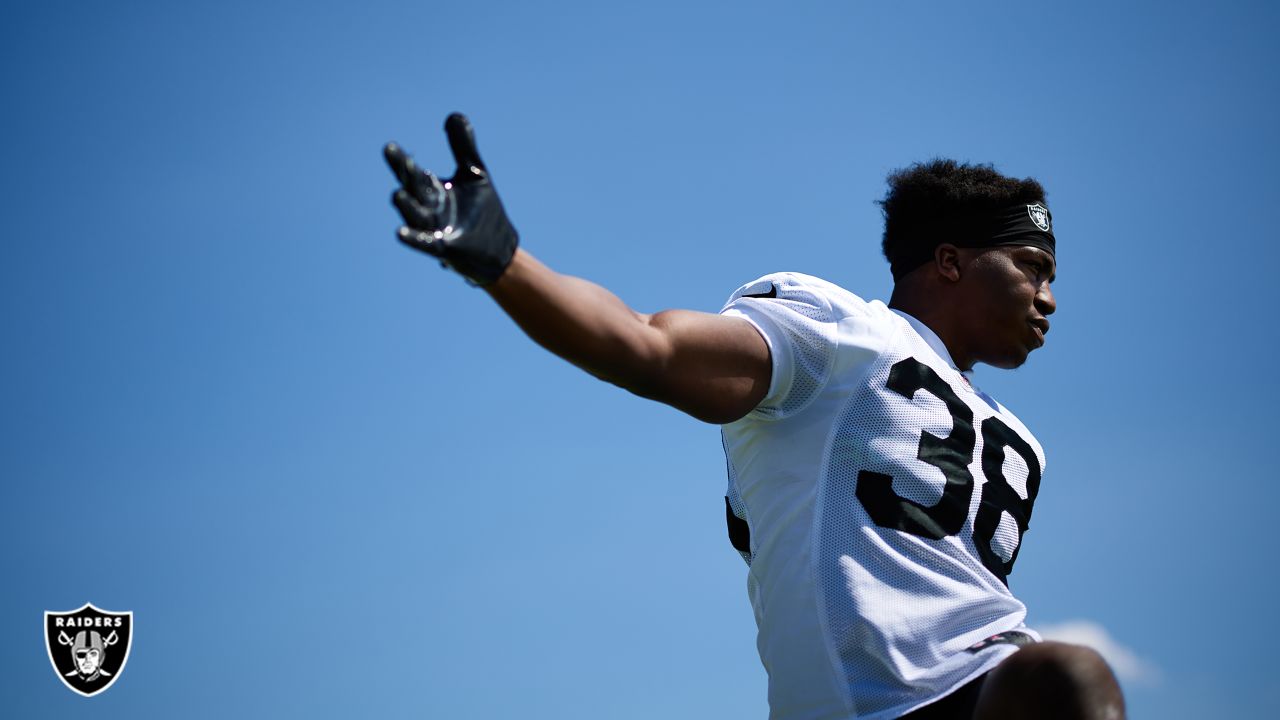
[{"x1": 957, "y1": 246, "x2": 1056, "y2": 369}]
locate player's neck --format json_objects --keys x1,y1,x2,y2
[{"x1": 888, "y1": 289, "x2": 975, "y2": 371}]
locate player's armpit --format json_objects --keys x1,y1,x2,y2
[{"x1": 634, "y1": 309, "x2": 772, "y2": 425}]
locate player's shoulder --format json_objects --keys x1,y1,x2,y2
[{"x1": 721, "y1": 272, "x2": 886, "y2": 320}]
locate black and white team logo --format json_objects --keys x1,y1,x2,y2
[
  {"x1": 1026, "y1": 203, "x2": 1051, "y2": 232},
  {"x1": 45, "y1": 603, "x2": 133, "y2": 697}
]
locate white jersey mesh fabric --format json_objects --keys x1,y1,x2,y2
[{"x1": 720, "y1": 273, "x2": 1044, "y2": 720}]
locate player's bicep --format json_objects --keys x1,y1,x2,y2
[
  {"x1": 718, "y1": 278, "x2": 839, "y2": 420},
  {"x1": 637, "y1": 309, "x2": 772, "y2": 424}
]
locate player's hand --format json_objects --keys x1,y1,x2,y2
[{"x1": 383, "y1": 113, "x2": 519, "y2": 286}]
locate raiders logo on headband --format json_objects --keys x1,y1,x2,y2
[
  {"x1": 1026, "y1": 203, "x2": 1051, "y2": 233},
  {"x1": 45, "y1": 603, "x2": 133, "y2": 697}
]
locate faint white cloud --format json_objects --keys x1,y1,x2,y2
[{"x1": 1037, "y1": 619, "x2": 1161, "y2": 685}]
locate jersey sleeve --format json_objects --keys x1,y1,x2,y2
[{"x1": 720, "y1": 273, "x2": 839, "y2": 420}]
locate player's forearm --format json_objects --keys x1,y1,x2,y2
[
  {"x1": 484, "y1": 249, "x2": 668, "y2": 395},
  {"x1": 384, "y1": 116, "x2": 765, "y2": 422}
]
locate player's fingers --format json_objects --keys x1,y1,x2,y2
[
  {"x1": 396, "y1": 225, "x2": 445, "y2": 257},
  {"x1": 392, "y1": 189, "x2": 437, "y2": 229},
  {"x1": 384, "y1": 143, "x2": 446, "y2": 207},
  {"x1": 383, "y1": 142, "x2": 414, "y2": 187},
  {"x1": 401, "y1": 159, "x2": 447, "y2": 210},
  {"x1": 411, "y1": 166, "x2": 447, "y2": 212},
  {"x1": 444, "y1": 112, "x2": 486, "y2": 179}
]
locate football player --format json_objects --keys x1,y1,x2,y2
[{"x1": 384, "y1": 114, "x2": 1126, "y2": 720}]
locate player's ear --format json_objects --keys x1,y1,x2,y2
[{"x1": 934, "y1": 244, "x2": 962, "y2": 283}]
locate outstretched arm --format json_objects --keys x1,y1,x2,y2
[
  {"x1": 486, "y1": 249, "x2": 770, "y2": 424},
  {"x1": 385, "y1": 114, "x2": 770, "y2": 425}
]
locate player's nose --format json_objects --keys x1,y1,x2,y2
[{"x1": 1035, "y1": 282, "x2": 1056, "y2": 317}]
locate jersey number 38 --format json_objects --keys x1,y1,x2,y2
[{"x1": 855, "y1": 357, "x2": 1041, "y2": 584}]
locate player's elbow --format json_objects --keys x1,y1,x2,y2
[
  {"x1": 613, "y1": 318, "x2": 677, "y2": 399},
  {"x1": 571, "y1": 311, "x2": 673, "y2": 399}
]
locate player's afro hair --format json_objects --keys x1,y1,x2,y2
[{"x1": 877, "y1": 159, "x2": 1047, "y2": 279}]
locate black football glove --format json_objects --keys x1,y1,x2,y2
[{"x1": 384, "y1": 113, "x2": 518, "y2": 286}]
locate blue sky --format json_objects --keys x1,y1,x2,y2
[{"x1": 2, "y1": 1, "x2": 1277, "y2": 717}]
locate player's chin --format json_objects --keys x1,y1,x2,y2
[{"x1": 983, "y1": 344, "x2": 1034, "y2": 370}]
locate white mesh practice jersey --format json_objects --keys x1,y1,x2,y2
[{"x1": 720, "y1": 272, "x2": 1044, "y2": 720}]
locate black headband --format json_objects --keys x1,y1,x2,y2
[{"x1": 890, "y1": 202, "x2": 1056, "y2": 281}]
